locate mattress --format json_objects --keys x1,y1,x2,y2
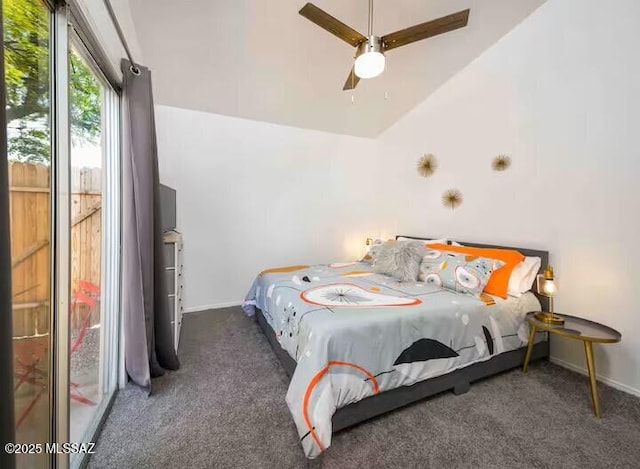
[{"x1": 243, "y1": 261, "x2": 541, "y2": 458}]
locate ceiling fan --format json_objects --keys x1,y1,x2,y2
[{"x1": 299, "y1": 1, "x2": 470, "y2": 90}]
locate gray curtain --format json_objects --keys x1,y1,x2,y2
[
  {"x1": 122, "y1": 59, "x2": 179, "y2": 389},
  {"x1": 0, "y1": 2, "x2": 16, "y2": 466}
]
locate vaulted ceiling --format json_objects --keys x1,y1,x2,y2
[{"x1": 130, "y1": 0, "x2": 545, "y2": 137}]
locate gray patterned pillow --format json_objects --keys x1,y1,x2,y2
[
  {"x1": 373, "y1": 241, "x2": 424, "y2": 282},
  {"x1": 419, "y1": 249, "x2": 505, "y2": 297}
]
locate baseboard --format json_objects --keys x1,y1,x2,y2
[
  {"x1": 183, "y1": 301, "x2": 243, "y2": 314},
  {"x1": 550, "y1": 356, "x2": 640, "y2": 398}
]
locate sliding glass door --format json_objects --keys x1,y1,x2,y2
[
  {"x1": 68, "y1": 38, "x2": 119, "y2": 468},
  {"x1": 4, "y1": 0, "x2": 52, "y2": 467},
  {"x1": 3, "y1": 1, "x2": 121, "y2": 468}
]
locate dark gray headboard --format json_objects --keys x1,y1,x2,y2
[
  {"x1": 395, "y1": 235, "x2": 549, "y2": 311},
  {"x1": 395, "y1": 235, "x2": 447, "y2": 242}
]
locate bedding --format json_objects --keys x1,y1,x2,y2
[
  {"x1": 242, "y1": 261, "x2": 540, "y2": 458},
  {"x1": 508, "y1": 256, "x2": 542, "y2": 297},
  {"x1": 363, "y1": 237, "x2": 447, "y2": 264},
  {"x1": 449, "y1": 241, "x2": 542, "y2": 297},
  {"x1": 418, "y1": 249, "x2": 505, "y2": 297},
  {"x1": 372, "y1": 240, "x2": 423, "y2": 281},
  {"x1": 428, "y1": 244, "x2": 525, "y2": 298}
]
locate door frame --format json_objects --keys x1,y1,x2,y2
[{"x1": 50, "y1": 3, "x2": 71, "y2": 468}]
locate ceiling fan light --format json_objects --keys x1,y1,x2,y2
[
  {"x1": 354, "y1": 36, "x2": 385, "y2": 79},
  {"x1": 354, "y1": 51, "x2": 385, "y2": 79}
]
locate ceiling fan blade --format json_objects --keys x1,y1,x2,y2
[
  {"x1": 343, "y1": 68, "x2": 360, "y2": 91},
  {"x1": 381, "y1": 9, "x2": 470, "y2": 51},
  {"x1": 299, "y1": 3, "x2": 366, "y2": 47}
]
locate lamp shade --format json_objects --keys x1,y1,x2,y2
[
  {"x1": 536, "y1": 265, "x2": 556, "y2": 297},
  {"x1": 354, "y1": 51, "x2": 385, "y2": 78}
]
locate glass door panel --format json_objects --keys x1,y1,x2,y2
[
  {"x1": 68, "y1": 38, "x2": 119, "y2": 469},
  {"x1": 68, "y1": 45, "x2": 104, "y2": 448},
  {"x1": 4, "y1": 0, "x2": 52, "y2": 468}
]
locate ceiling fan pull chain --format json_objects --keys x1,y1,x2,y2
[{"x1": 384, "y1": 54, "x2": 389, "y2": 100}]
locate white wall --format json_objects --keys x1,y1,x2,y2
[
  {"x1": 376, "y1": 0, "x2": 640, "y2": 394},
  {"x1": 155, "y1": 105, "x2": 387, "y2": 311}
]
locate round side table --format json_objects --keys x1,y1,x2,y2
[{"x1": 522, "y1": 312, "x2": 621, "y2": 417}]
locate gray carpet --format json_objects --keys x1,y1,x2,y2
[{"x1": 88, "y1": 307, "x2": 640, "y2": 469}]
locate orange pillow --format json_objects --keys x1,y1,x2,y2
[{"x1": 428, "y1": 244, "x2": 524, "y2": 299}]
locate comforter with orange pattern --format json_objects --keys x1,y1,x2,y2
[{"x1": 242, "y1": 261, "x2": 540, "y2": 458}]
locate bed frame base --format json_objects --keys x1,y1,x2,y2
[{"x1": 254, "y1": 307, "x2": 549, "y2": 433}]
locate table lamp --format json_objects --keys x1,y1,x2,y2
[
  {"x1": 365, "y1": 238, "x2": 374, "y2": 252},
  {"x1": 535, "y1": 265, "x2": 564, "y2": 325}
]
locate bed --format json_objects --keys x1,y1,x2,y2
[{"x1": 242, "y1": 239, "x2": 550, "y2": 458}]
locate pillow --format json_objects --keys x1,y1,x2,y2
[
  {"x1": 361, "y1": 239, "x2": 384, "y2": 264},
  {"x1": 419, "y1": 250, "x2": 505, "y2": 297},
  {"x1": 427, "y1": 244, "x2": 525, "y2": 299},
  {"x1": 373, "y1": 241, "x2": 423, "y2": 282},
  {"x1": 396, "y1": 236, "x2": 448, "y2": 245},
  {"x1": 508, "y1": 256, "x2": 541, "y2": 297}
]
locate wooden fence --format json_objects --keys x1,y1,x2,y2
[{"x1": 9, "y1": 162, "x2": 102, "y2": 337}]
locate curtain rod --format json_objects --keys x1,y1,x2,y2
[{"x1": 102, "y1": 0, "x2": 140, "y2": 75}]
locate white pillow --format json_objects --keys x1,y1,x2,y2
[
  {"x1": 396, "y1": 236, "x2": 447, "y2": 245},
  {"x1": 508, "y1": 256, "x2": 541, "y2": 297}
]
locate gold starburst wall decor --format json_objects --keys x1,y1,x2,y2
[
  {"x1": 417, "y1": 154, "x2": 438, "y2": 178},
  {"x1": 492, "y1": 154, "x2": 512, "y2": 171},
  {"x1": 442, "y1": 189, "x2": 463, "y2": 210}
]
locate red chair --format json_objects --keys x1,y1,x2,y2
[
  {"x1": 13, "y1": 333, "x2": 49, "y2": 428},
  {"x1": 13, "y1": 280, "x2": 100, "y2": 427},
  {"x1": 69, "y1": 280, "x2": 101, "y2": 406}
]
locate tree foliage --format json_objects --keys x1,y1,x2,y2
[
  {"x1": 3, "y1": 0, "x2": 101, "y2": 163},
  {"x1": 70, "y1": 51, "x2": 101, "y2": 146}
]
